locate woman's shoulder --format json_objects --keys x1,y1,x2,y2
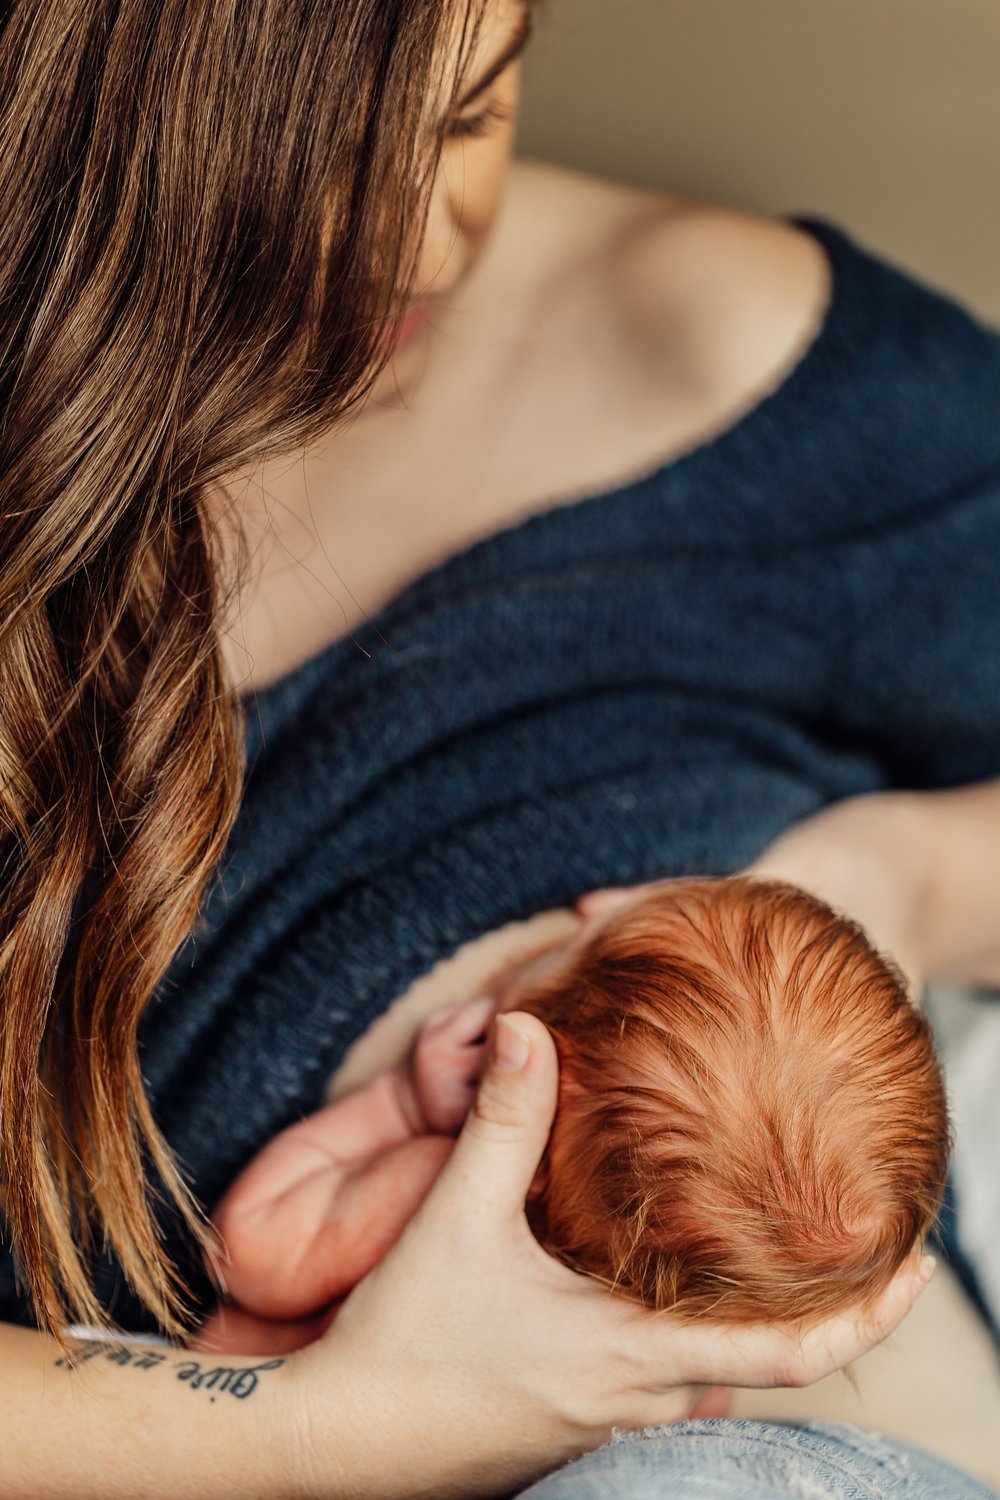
[
  {"x1": 505, "y1": 158, "x2": 834, "y2": 435},
  {"x1": 505, "y1": 159, "x2": 1000, "y2": 537},
  {"x1": 607, "y1": 187, "x2": 836, "y2": 423}
]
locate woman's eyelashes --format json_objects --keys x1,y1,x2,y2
[{"x1": 446, "y1": 99, "x2": 515, "y2": 140}]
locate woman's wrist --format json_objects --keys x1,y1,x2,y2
[
  {"x1": 290, "y1": 1331, "x2": 515, "y2": 1500},
  {"x1": 0, "y1": 1321, "x2": 308, "y2": 1500}
]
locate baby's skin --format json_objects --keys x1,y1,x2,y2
[
  {"x1": 193, "y1": 986, "x2": 733, "y2": 1416},
  {"x1": 192, "y1": 994, "x2": 498, "y2": 1356}
]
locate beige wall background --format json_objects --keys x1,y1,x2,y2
[{"x1": 517, "y1": 0, "x2": 1000, "y2": 324}]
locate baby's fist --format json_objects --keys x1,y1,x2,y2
[{"x1": 411, "y1": 995, "x2": 497, "y2": 1133}]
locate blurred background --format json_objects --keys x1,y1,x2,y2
[
  {"x1": 521, "y1": 12, "x2": 1000, "y2": 1482},
  {"x1": 517, "y1": 0, "x2": 1000, "y2": 323}
]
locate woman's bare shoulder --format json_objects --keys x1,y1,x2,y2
[
  {"x1": 612, "y1": 192, "x2": 834, "y2": 405},
  {"x1": 505, "y1": 157, "x2": 833, "y2": 417}
]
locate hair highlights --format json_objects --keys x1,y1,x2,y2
[{"x1": 0, "y1": 0, "x2": 505, "y2": 1340}]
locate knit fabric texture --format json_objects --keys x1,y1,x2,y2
[{"x1": 2, "y1": 215, "x2": 1000, "y2": 1331}]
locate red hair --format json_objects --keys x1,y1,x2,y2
[{"x1": 517, "y1": 877, "x2": 949, "y2": 1324}]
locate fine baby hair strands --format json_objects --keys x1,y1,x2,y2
[
  {"x1": 0, "y1": 0, "x2": 530, "y2": 1343},
  {"x1": 518, "y1": 878, "x2": 950, "y2": 1324}
]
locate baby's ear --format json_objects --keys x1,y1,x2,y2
[{"x1": 526, "y1": 1156, "x2": 549, "y2": 1203}]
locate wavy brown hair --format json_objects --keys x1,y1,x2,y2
[{"x1": 0, "y1": 0, "x2": 516, "y2": 1341}]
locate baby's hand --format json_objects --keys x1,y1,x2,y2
[
  {"x1": 193, "y1": 995, "x2": 497, "y2": 1354},
  {"x1": 409, "y1": 995, "x2": 497, "y2": 1133}
]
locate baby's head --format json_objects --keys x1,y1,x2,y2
[{"x1": 502, "y1": 876, "x2": 950, "y2": 1324}]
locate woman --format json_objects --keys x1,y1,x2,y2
[{"x1": 1, "y1": 0, "x2": 998, "y2": 1493}]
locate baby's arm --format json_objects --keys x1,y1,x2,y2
[
  {"x1": 197, "y1": 994, "x2": 495, "y2": 1342},
  {"x1": 208, "y1": 1075, "x2": 453, "y2": 1317}
]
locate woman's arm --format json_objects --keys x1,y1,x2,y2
[
  {"x1": 910, "y1": 779, "x2": 1000, "y2": 986},
  {"x1": 0, "y1": 1321, "x2": 301, "y2": 1500},
  {"x1": 743, "y1": 782, "x2": 1000, "y2": 993},
  {"x1": 0, "y1": 1012, "x2": 932, "y2": 1500}
]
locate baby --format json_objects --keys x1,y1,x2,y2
[{"x1": 192, "y1": 876, "x2": 950, "y2": 1355}]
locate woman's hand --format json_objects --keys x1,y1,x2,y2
[{"x1": 289, "y1": 1010, "x2": 934, "y2": 1500}]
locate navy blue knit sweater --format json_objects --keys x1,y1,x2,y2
[{"x1": 3, "y1": 215, "x2": 1000, "y2": 1330}]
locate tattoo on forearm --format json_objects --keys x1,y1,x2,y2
[{"x1": 55, "y1": 1340, "x2": 285, "y2": 1402}]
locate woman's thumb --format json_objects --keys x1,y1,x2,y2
[{"x1": 436, "y1": 1011, "x2": 559, "y2": 1223}]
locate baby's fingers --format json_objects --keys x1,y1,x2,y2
[{"x1": 413, "y1": 995, "x2": 497, "y2": 1132}]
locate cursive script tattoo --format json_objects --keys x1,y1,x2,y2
[
  {"x1": 55, "y1": 1339, "x2": 285, "y2": 1403},
  {"x1": 174, "y1": 1358, "x2": 285, "y2": 1399}
]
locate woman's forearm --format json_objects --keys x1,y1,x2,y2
[
  {"x1": 0, "y1": 1321, "x2": 307, "y2": 1499},
  {"x1": 914, "y1": 778, "x2": 1000, "y2": 986},
  {"x1": 747, "y1": 781, "x2": 1000, "y2": 995}
]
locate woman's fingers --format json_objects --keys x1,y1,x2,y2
[
  {"x1": 621, "y1": 1250, "x2": 936, "y2": 1394},
  {"x1": 322, "y1": 995, "x2": 937, "y2": 1475},
  {"x1": 313, "y1": 1019, "x2": 935, "y2": 1484},
  {"x1": 427, "y1": 1011, "x2": 558, "y2": 1230}
]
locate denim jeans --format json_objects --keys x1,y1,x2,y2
[{"x1": 513, "y1": 1420, "x2": 1000, "y2": 1499}]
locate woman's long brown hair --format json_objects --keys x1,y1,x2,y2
[{"x1": 0, "y1": 0, "x2": 500, "y2": 1342}]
